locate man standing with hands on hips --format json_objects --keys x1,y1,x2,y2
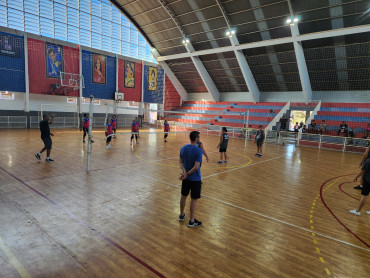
[{"x1": 178, "y1": 131, "x2": 203, "y2": 228}]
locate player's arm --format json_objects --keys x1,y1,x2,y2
[
  {"x1": 200, "y1": 143, "x2": 209, "y2": 162},
  {"x1": 359, "y1": 147, "x2": 369, "y2": 167},
  {"x1": 354, "y1": 169, "x2": 365, "y2": 182},
  {"x1": 49, "y1": 114, "x2": 54, "y2": 124},
  {"x1": 217, "y1": 134, "x2": 223, "y2": 148},
  {"x1": 263, "y1": 131, "x2": 266, "y2": 142},
  {"x1": 180, "y1": 161, "x2": 200, "y2": 180}
]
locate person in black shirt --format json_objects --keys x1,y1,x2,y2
[
  {"x1": 337, "y1": 121, "x2": 348, "y2": 136},
  {"x1": 349, "y1": 157, "x2": 370, "y2": 216},
  {"x1": 35, "y1": 114, "x2": 54, "y2": 162}
]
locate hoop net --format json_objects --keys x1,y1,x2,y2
[{"x1": 58, "y1": 72, "x2": 85, "y2": 89}]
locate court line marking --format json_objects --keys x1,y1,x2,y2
[
  {"x1": 0, "y1": 236, "x2": 31, "y2": 278},
  {"x1": 0, "y1": 166, "x2": 166, "y2": 278},
  {"x1": 134, "y1": 170, "x2": 370, "y2": 252},
  {"x1": 338, "y1": 182, "x2": 360, "y2": 201},
  {"x1": 320, "y1": 175, "x2": 370, "y2": 248}
]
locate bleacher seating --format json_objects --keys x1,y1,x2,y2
[
  {"x1": 167, "y1": 101, "x2": 286, "y2": 129},
  {"x1": 310, "y1": 103, "x2": 370, "y2": 138}
]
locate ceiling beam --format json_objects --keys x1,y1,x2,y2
[
  {"x1": 157, "y1": 24, "x2": 370, "y2": 61},
  {"x1": 215, "y1": 0, "x2": 260, "y2": 102},
  {"x1": 290, "y1": 22, "x2": 313, "y2": 103}
]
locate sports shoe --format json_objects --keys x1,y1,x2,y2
[
  {"x1": 258, "y1": 154, "x2": 262, "y2": 157},
  {"x1": 83, "y1": 140, "x2": 86, "y2": 143},
  {"x1": 35, "y1": 153, "x2": 41, "y2": 160},
  {"x1": 349, "y1": 209, "x2": 361, "y2": 216},
  {"x1": 224, "y1": 160, "x2": 227, "y2": 163},
  {"x1": 367, "y1": 211, "x2": 370, "y2": 215},
  {"x1": 188, "y1": 219, "x2": 202, "y2": 228},
  {"x1": 354, "y1": 185, "x2": 363, "y2": 190},
  {"x1": 255, "y1": 153, "x2": 259, "y2": 156},
  {"x1": 179, "y1": 213, "x2": 185, "y2": 222},
  {"x1": 217, "y1": 161, "x2": 223, "y2": 164},
  {"x1": 45, "y1": 158, "x2": 54, "y2": 162}
]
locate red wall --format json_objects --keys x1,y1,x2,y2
[
  {"x1": 28, "y1": 38, "x2": 79, "y2": 96},
  {"x1": 118, "y1": 59, "x2": 142, "y2": 102},
  {"x1": 164, "y1": 75, "x2": 181, "y2": 111}
]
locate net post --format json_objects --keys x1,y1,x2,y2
[
  {"x1": 87, "y1": 95, "x2": 94, "y2": 172},
  {"x1": 244, "y1": 110, "x2": 249, "y2": 148}
]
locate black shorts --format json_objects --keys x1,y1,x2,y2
[
  {"x1": 256, "y1": 140, "x2": 263, "y2": 147},
  {"x1": 361, "y1": 179, "x2": 370, "y2": 196},
  {"x1": 83, "y1": 127, "x2": 88, "y2": 133},
  {"x1": 106, "y1": 136, "x2": 112, "y2": 143},
  {"x1": 112, "y1": 128, "x2": 116, "y2": 131},
  {"x1": 181, "y1": 180, "x2": 202, "y2": 199},
  {"x1": 164, "y1": 133, "x2": 168, "y2": 138},
  {"x1": 219, "y1": 147, "x2": 227, "y2": 153},
  {"x1": 42, "y1": 137, "x2": 52, "y2": 150}
]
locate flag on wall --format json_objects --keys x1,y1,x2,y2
[
  {"x1": 92, "y1": 54, "x2": 106, "y2": 84},
  {"x1": 0, "y1": 34, "x2": 20, "y2": 57},
  {"x1": 148, "y1": 66, "x2": 158, "y2": 91},
  {"x1": 45, "y1": 43, "x2": 64, "y2": 78},
  {"x1": 124, "y1": 60, "x2": 135, "y2": 88}
]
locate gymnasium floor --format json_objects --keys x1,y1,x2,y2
[{"x1": 0, "y1": 128, "x2": 369, "y2": 278}]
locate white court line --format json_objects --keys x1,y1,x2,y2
[
  {"x1": 202, "y1": 155, "x2": 284, "y2": 180},
  {"x1": 131, "y1": 161, "x2": 370, "y2": 252}
]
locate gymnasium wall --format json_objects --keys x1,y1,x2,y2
[
  {"x1": 28, "y1": 38, "x2": 79, "y2": 96},
  {"x1": 117, "y1": 58, "x2": 142, "y2": 102},
  {"x1": 82, "y1": 50, "x2": 116, "y2": 99},
  {"x1": 0, "y1": 31, "x2": 25, "y2": 93}
]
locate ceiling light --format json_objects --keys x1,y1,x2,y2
[
  {"x1": 286, "y1": 18, "x2": 292, "y2": 24},
  {"x1": 226, "y1": 31, "x2": 230, "y2": 36},
  {"x1": 231, "y1": 30, "x2": 235, "y2": 35},
  {"x1": 293, "y1": 17, "x2": 299, "y2": 23}
]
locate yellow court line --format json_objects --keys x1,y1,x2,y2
[
  {"x1": 0, "y1": 236, "x2": 31, "y2": 278},
  {"x1": 308, "y1": 178, "x2": 342, "y2": 276}
]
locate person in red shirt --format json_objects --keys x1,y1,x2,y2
[
  {"x1": 111, "y1": 115, "x2": 117, "y2": 138},
  {"x1": 164, "y1": 120, "x2": 170, "y2": 142},
  {"x1": 131, "y1": 119, "x2": 139, "y2": 145},
  {"x1": 105, "y1": 118, "x2": 113, "y2": 149},
  {"x1": 80, "y1": 114, "x2": 90, "y2": 143}
]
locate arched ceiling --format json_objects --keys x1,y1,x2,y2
[{"x1": 110, "y1": 0, "x2": 370, "y2": 96}]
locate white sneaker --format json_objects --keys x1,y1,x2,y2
[
  {"x1": 367, "y1": 211, "x2": 370, "y2": 215},
  {"x1": 349, "y1": 209, "x2": 361, "y2": 216},
  {"x1": 107, "y1": 144, "x2": 111, "y2": 149}
]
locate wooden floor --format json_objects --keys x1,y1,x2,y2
[{"x1": 0, "y1": 128, "x2": 369, "y2": 278}]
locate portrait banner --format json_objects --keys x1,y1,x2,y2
[
  {"x1": 45, "y1": 43, "x2": 64, "y2": 78},
  {"x1": 148, "y1": 66, "x2": 158, "y2": 91},
  {"x1": 0, "y1": 34, "x2": 21, "y2": 58},
  {"x1": 92, "y1": 54, "x2": 106, "y2": 84},
  {"x1": 124, "y1": 60, "x2": 135, "y2": 88}
]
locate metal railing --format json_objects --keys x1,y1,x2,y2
[
  {"x1": 278, "y1": 131, "x2": 368, "y2": 153},
  {"x1": 0, "y1": 116, "x2": 27, "y2": 128}
]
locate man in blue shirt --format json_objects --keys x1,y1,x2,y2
[{"x1": 179, "y1": 131, "x2": 203, "y2": 227}]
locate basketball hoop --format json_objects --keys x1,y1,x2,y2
[
  {"x1": 115, "y1": 92, "x2": 124, "y2": 105},
  {"x1": 57, "y1": 72, "x2": 85, "y2": 90}
]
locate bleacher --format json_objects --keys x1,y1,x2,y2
[
  {"x1": 311, "y1": 103, "x2": 370, "y2": 138},
  {"x1": 167, "y1": 101, "x2": 286, "y2": 129}
]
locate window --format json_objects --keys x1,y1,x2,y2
[{"x1": 0, "y1": 0, "x2": 156, "y2": 63}]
